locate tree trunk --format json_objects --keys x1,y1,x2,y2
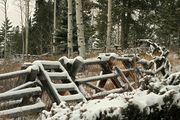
[
  {"x1": 19, "y1": 0, "x2": 25, "y2": 58},
  {"x1": 106, "y1": 0, "x2": 112, "y2": 52},
  {"x1": 121, "y1": 0, "x2": 130, "y2": 50},
  {"x1": 75, "y1": 0, "x2": 86, "y2": 58},
  {"x1": 3, "y1": 0, "x2": 7, "y2": 59},
  {"x1": 67, "y1": 0, "x2": 73, "y2": 58},
  {"x1": 178, "y1": 26, "x2": 180, "y2": 47},
  {"x1": 117, "y1": 22, "x2": 121, "y2": 45},
  {"x1": 121, "y1": 11, "x2": 126, "y2": 49},
  {"x1": 52, "y1": 0, "x2": 57, "y2": 54},
  {"x1": 25, "y1": 0, "x2": 29, "y2": 56}
]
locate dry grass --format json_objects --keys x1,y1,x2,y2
[
  {"x1": 0, "y1": 60, "x2": 22, "y2": 93},
  {"x1": 168, "y1": 51, "x2": 180, "y2": 72}
]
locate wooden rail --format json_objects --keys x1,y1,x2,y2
[{"x1": 0, "y1": 50, "x2": 170, "y2": 117}]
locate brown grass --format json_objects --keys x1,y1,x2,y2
[
  {"x1": 168, "y1": 51, "x2": 180, "y2": 72},
  {"x1": 0, "y1": 60, "x2": 22, "y2": 93}
]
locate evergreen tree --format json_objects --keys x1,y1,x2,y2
[
  {"x1": 82, "y1": 0, "x2": 95, "y2": 50},
  {"x1": 93, "y1": 0, "x2": 107, "y2": 48},
  {"x1": 12, "y1": 26, "x2": 22, "y2": 54},
  {"x1": 0, "y1": 18, "x2": 13, "y2": 42},
  {"x1": 30, "y1": 0, "x2": 53, "y2": 54},
  {"x1": 55, "y1": 0, "x2": 68, "y2": 53},
  {"x1": 93, "y1": 0, "x2": 180, "y2": 49},
  {"x1": 0, "y1": 18, "x2": 13, "y2": 57},
  {"x1": 154, "y1": 0, "x2": 180, "y2": 46}
]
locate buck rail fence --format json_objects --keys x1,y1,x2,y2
[{"x1": 0, "y1": 40, "x2": 171, "y2": 118}]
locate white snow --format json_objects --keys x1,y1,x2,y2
[
  {"x1": 98, "y1": 53, "x2": 119, "y2": 61},
  {"x1": 42, "y1": 94, "x2": 128, "y2": 120},
  {"x1": 41, "y1": 71, "x2": 180, "y2": 120},
  {"x1": 130, "y1": 91, "x2": 164, "y2": 112}
]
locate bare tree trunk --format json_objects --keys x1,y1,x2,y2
[
  {"x1": 178, "y1": 26, "x2": 180, "y2": 47},
  {"x1": 121, "y1": 11, "x2": 126, "y2": 49},
  {"x1": 67, "y1": 0, "x2": 73, "y2": 58},
  {"x1": 17, "y1": 0, "x2": 25, "y2": 57},
  {"x1": 75, "y1": 0, "x2": 86, "y2": 58},
  {"x1": 20, "y1": 0, "x2": 24, "y2": 57},
  {"x1": 117, "y1": 22, "x2": 121, "y2": 45},
  {"x1": 52, "y1": 0, "x2": 57, "y2": 54},
  {"x1": 25, "y1": 0, "x2": 29, "y2": 56},
  {"x1": 1, "y1": 0, "x2": 8, "y2": 58},
  {"x1": 4, "y1": 0, "x2": 7, "y2": 59},
  {"x1": 106, "y1": 0, "x2": 112, "y2": 52}
]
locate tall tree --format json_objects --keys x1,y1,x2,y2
[
  {"x1": 31, "y1": 0, "x2": 53, "y2": 54},
  {"x1": 56, "y1": 0, "x2": 68, "y2": 53},
  {"x1": 0, "y1": 18, "x2": 13, "y2": 39},
  {"x1": 16, "y1": 0, "x2": 25, "y2": 55},
  {"x1": 75, "y1": 0, "x2": 86, "y2": 58},
  {"x1": 120, "y1": 0, "x2": 131, "y2": 49},
  {"x1": 106, "y1": 0, "x2": 112, "y2": 52},
  {"x1": 52, "y1": 0, "x2": 56, "y2": 54},
  {"x1": 67, "y1": 0, "x2": 73, "y2": 58},
  {"x1": 93, "y1": 0, "x2": 107, "y2": 48},
  {"x1": 0, "y1": 18, "x2": 13, "y2": 57},
  {"x1": 0, "y1": 0, "x2": 8, "y2": 58},
  {"x1": 81, "y1": 0, "x2": 95, "y2": 50},
  {"x1": 25, "y1": 0, "x2": 30, "y2": 56},
  {"x1": 12, "y1": 26, "x2": 22, "y2": 54}
]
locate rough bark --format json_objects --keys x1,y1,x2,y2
[
  {"x1": 106, "y1": 0, "x2": 112, "y2": 52},
  {"x1": 67, "y1": 0, "x2": 73, "y2": 58},
  {"x1": 75, "y1": 0, "x2": 86, "y2": 58}
]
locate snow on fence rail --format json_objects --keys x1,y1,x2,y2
[{"x1": 0, "y1": 40, "x2": 172, "y2": 118}]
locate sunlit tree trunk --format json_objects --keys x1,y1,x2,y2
[
  {"x1": 67, "y1": 0, "x2": 73, "y2": 58},
  {"x1": 106, "y1": 0, "x2": 112, "y2": 52},
  {"x1": 75, "y1": 0, "x2": 86, "y2": 58},
  {"x1": 25, "y1": 0, "x2": 29, "y2": 56}
]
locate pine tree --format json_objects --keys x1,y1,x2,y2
[
  {"x1": 0, "y1": 18, "x2": 13, "y2": 57},
  {"x1": 11, "y1": 26, "x2": 22, "y2": 54},
  {"x1": 55, "y1": 0, "x2": 68, "y2": 54},
  {"x1": 92, "y1": 0, "x2": 107, "y2": 48},
  {"x1": 31, "y1": 0, "x2": 53, "y2": 54},
  {"x1": 0, "y1": 18, "x2": 13, "y2": 41}
]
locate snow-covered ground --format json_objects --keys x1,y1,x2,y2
[
  {"x1": 41, "y1": 72, "x2": 180, "y2": 120},
  {"x1": 36, "y1": 50, "x2": 180, "y2": 119}
]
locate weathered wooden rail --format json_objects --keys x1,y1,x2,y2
[
  {"x1": 0, "y1": 65, "x2": 44, "y2": 118},
  {"x1": 0, "y1": 40, "x2": 171, "y2": 118}
]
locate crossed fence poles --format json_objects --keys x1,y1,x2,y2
[{"x1": 0, "y1": 42, "x2": 171, "y2": 118}]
